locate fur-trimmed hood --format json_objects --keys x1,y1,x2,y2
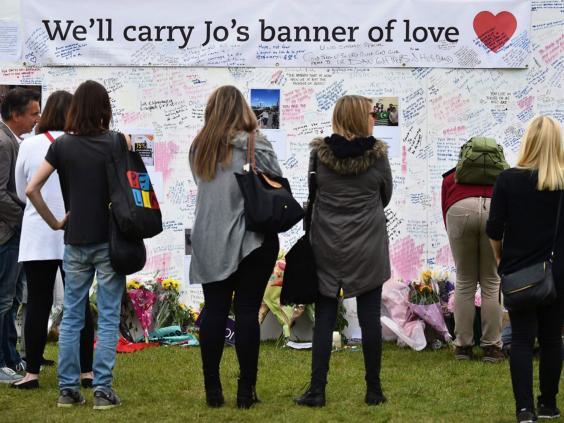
[{"x1": 310, "y1": 136, "x2": 388, "y2": 175}]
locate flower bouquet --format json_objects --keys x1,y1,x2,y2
[
  {"x1": 407, "y1": 270, "x2": 452, "y2": 342},
  {"x1": 126, "y1": 278, "x2": 157, "y2": 343}
]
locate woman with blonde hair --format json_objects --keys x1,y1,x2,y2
[
  {"x1": 487, "y1": 116, "x2": 564, "y2": 423},
  {"x1": 189, "y1": 85, "x2": 282, "y2": 409},
  {"x1": 295, "y1": 95, "x2": 392, "y2": 407}
]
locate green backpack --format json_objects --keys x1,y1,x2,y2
[{"x1": 455, "y1": 137, "x2": 509, "y2": 185}]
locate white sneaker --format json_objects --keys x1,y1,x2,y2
[{"x1": 0, "y1": 367, "x2": 23, "y2": 383}]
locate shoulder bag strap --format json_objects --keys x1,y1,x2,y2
[
  {"x1": 549, "y1": 191, "x2": 563, "y2": 262},
  {"x1": 45, "y1": 131, "x2": 56, "y2": 143},
  {"x1": 304, "y1": 151, "x2": 318, "y2": 234}
]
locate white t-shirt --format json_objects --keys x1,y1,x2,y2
[{"x1": 15, "y1": 131, "x2": 65, "y2": 261}]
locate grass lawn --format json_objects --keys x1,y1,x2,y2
[{"x1": 0, "y1": 341, "x2": 560, "y2": 422}]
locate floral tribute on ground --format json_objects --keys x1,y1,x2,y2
[
  {"x1": 381, "y1": 268, "x2": 455, "y2": 351},
  {"x1": 121, "y1": 274, "x2": 200, "y2": 350}
]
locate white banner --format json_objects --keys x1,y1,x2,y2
[{"x1": 21, "y1": 0, "x2": 531, "y2": 68}]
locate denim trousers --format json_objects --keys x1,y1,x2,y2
[
  {"x1": 0, "y1": 232, "x2": 23, "y2": 368},
  {"x1": 58, "y1": 243, "x2": 124, "y2": 391}
]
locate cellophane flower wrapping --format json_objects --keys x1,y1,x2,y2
[{"x1": 127, "y1": 287, "x2": 157, "y2": 343}]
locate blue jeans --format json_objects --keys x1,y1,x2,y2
[
  {"x1": 0, "y1": 232, "x2": 23, "y2": 368},
  {"x1": 58, "y1": 243, "x2": 124, "y2": 391}
]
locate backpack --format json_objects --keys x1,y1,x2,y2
[
  {"x1": 106, "y1": 132, "x2": 163, "y2": 240},
  {"x1": 455, "y1": 137, "x2": 509, "y2": 185}
]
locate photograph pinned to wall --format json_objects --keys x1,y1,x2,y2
[
  {"x1": 0, "y1": 84, "x2": 42, "y2": 138},
  {"x1": 250, "y1": 88, "x2": 280, "y2": 130},
  {"x1": 250, "y1": 88, "x2": 287, "y2": 160},
  {"x1": 371, "y1": 96, "x2": 400, "y2": 159}
]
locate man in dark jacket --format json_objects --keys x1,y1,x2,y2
[{"x1": 0, "y1": 87, "x2": 40, "y2": 383}]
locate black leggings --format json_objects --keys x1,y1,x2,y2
[
  {"x1": 311, "y1": 286, "x2": 383, "y2": 392},
  {"x1": 200, "y1": 235, "x2": 279, "y2": 387},
  {"x1": 23, "y1": 260, "x2": 94, "y2": 374},
  {"x1": 508, "y1": 283, "x2": 563, "y2": 411}
]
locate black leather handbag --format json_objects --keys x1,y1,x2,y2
[
  {"x1": 500, "y1": 192, "x2": 562, "y2": 311},
  {"x1": 280, "y1": 153, "x2": 319, "y2": 305},
  {"x1": 234, "y1": 131, "x2": 304, "y2": 233},
  {"x1": 108, "y1": 208, "x2": 146, "y2": 275}
]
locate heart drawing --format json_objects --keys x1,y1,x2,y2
[{"x1": 473, "y1": 11, "x2": 517, "y2": 53}]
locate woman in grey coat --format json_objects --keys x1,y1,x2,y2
[
  {"x1": 295, "y1": 95, "x2": 392, "y2": 408},
  {"x1": 190, "y1": 86, "x2": 282, "y2": 409}
]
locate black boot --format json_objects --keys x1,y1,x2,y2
[
  {"x1": 204, "y1": 378, "x2": 224, "y2": 408},
  {"x1": 365, "y1": 389, "x2": 387, "y2": 406},
  {"x1": 236, "y1": 379, "x2": 260, "y2": 409},
  {"x1": 294, "y1": 385, "x2": 326, "y2": 407}
]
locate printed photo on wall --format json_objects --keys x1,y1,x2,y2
[
  {"x1": 372, "y1": 97, "x2": 399, "y2": 127},
  {"x1": 371, "y1": 96, "x2": 400, "y2": 159},
  {"x1": 131, "y1": 133, "x2": 155, "y2": 167},
  {"x1": 250, "y1": 88, "x2": 280, "y2": 129},
  {"x1": 0, "y1": 84, "x2": 42, "y2": 138}
]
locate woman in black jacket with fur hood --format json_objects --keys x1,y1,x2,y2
[{"x1": 295, "y1": 95, "x2": 392, "y2": 408}]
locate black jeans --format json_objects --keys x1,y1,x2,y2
[
  {"x1": 508, "y1": 281, "x2": 563, "y2": 411},
  {"x1": 311, "y1": 286, "x2": 383, "y2": 392},
  {"x1": 23, "y1": 260, "x2": 94, "y2": 374},
  {"x1": 200, "y1": 234, "x2": 279, "y2": 388}
]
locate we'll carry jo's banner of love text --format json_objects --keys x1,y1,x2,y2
[{"x1": 21, "y1": 0, "x2": 531, "y2": 68}]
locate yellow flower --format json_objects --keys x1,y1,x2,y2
[
  {"x1": 420, "y1": 270, "x2": 432, "y2": 283},
  {"x1": 127, "y1": 280, "x2": 140, "y2": 290}
]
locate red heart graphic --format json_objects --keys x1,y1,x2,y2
[{"x1": 473, "y1": 11, "x2": 517, "y2": 53}]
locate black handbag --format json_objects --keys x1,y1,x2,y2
[
  {"x1": 500, "y1": 191, "x2": 562, "y2": 311},
  {"x1": 280, "y1": 153, "x2": 319, "y2": 305},
  {"x1": 108, "y1": 208, "x2": 147, "y2": 275},
  {"x1": 234, "y1": 131, "x2": 304, "y2": 233},
  {"x1": 106, "y1": 132, "x2": 163, "y2": 240}
]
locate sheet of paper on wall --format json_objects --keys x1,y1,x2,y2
[
  {"x1": 371, "y1": 96, "x2": 400, "y2": 159},
  {"x1": 182, "y1": 253, "x2": 204, "y2": 309},
  {"x1": 262, "y1": 129, "x2": 287, "y2": 161},
  {"x1": 147, "y1": 170, "x2": 163, "y2": 205},
  {"x1": 0, "y1": 20, "x2": 21, "y2": 62}
]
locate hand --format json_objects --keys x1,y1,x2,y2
[{"x1": 52, "y1": 212, "x2": 69, "y2": 230}]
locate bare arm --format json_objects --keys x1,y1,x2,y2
[
  {"x1": 26, "y1": 160, "x2": 68, "y2": 230},
  {"x1": 489, "y1": 239, "x2": 502, "y2": 266}
]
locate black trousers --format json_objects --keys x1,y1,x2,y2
[
  {"x1": 508, "y1": 279, "x2": 563, "y2": 412},
  {"x1": 311, "y1": 286, "x2": 383, "y2": 392},
  {"x1": 200, "y1": 234, "x2": 279, "y2": 388},
  {"x1": 23, "y1": 260, "x2": 94, "y2": 374}
]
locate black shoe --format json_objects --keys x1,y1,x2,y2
[
  {"x1": 93, "y1": 388, "x2": 122, "y2": 410},
  {"x1": 11, "y1": 379, "x2": 39, "y2": 390},
  {"x1": 81, "y1": 378, "x2": 93, "y2": 389},
  {"x1": 294, "y1": 385, "x2": 326, "y2": 408},
  {"x1": 40, "y1": 358, "x2": 55, "y2": 366},
  {"x1": 236, "y1": 379, "x2": 260, "y2": 409},
  {"x1": 57, "y1": 388, "x2": 86, "y2": 408},
  {"x1": 205, "y1": 388, "x2": 225, "y2": 408},
  {"x1": 516, "y1": 408, "x2": 537, "y2": 423},
  {"x1": 537, "y1": 404, "x2": 560, "y2": 419},
  {"x1": 365, "y1": 390, "x2": 387, "y2": 406}
]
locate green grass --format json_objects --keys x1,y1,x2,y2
[{"x1": 0, "y1": 342, "x2": 560, "y2": 422}]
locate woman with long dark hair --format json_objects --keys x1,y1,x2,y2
[
  {"x1": 27, "y1": 80, "x2": 128, "y2": 409},
  {"x1": 189, "y1": 85, "x2": 281, "y2": 409}
]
